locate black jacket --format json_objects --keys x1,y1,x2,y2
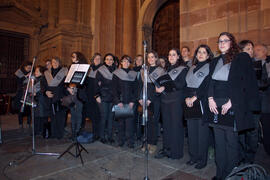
[
  {"x1": 208, "y1": 52, "x2": 260, "y2": 131},
  {"x1": 112, "y1": 68, "x2": 138, "y2": 105},
  {"x1": 95, "y1": 65, "x2": 116, "y2": 102}
]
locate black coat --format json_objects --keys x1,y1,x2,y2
[
  {"x1": 95, "y1": 65, "x2": 116, "y2": 102},
  {"x1": 112, "y1": 68, "x2": 138, "y2": 105},
  {"x1": 40, "y1": 67, "x2": 67, "y2": 115},
  {"x1": 209, "y1": 52, "x2": 260, "y2": 132}
]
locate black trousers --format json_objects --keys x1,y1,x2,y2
[
  {"x1": 50, "y1": 110, "x2": 66, "y2": 139},
  {"x1": 70, "y1": 100, "x2": 83, "y2": 136},
  {"x1": 18, "y1": 105, "x2": 31, "y2": 125},
  {"x1": 261, "y1": 113, "x2": 270, "y2": 155},
  {"x1": 161, "y1": 91, "x2": 184, "y2": 159},
  {"x1": 213, "y1": 127, "x2": 239, "y2": 180},
  {"x1": 187, "y1": 118, "x2": 209, "y2": 165},
  {"x1": 82, "y1": 99, "x2": 101, "y2": 136},
  {"x1": 99, "y1": 102, "x2": 114, "y2": 140},
  {"x1": 117, "y1": 116, "x2": 134, "y2": 145},
  {"x1": 238, "y1": 113, "x2": 259, "y2": 163},
  {"x1": 147, "y1": 97, "x2": 160, "y2": 145}
]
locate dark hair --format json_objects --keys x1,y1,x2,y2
[
  {"x1": 35, "y1": 65, "x2": 46, "y2": 74},
  {"x1": 159, "y1": 56, "x2": 169, "y2": 69},
  {"x1": 90, "y1": 52, "x2": 102, "y2": 64},
  {"x1": 134, "y1": 54, "x2": 143, "y2": 66},
  {"x1": 181, "y1": 46, "x2": 190, "y2": 52},
  {"x1": 218, "y1": 32, "x2": 239, "y2": 64},
  {"x1": 45, "y1": 59, "x2": 51, "y2": 63},
  {"x1": 166, "y1": 48, "x2": 185, "y2": 70},
  {"x1": 238, "y1": 40, "x2": 254, "y2": 51},
  {"x1": 71, "y1": 51, "x2": 88, "y2": 64},
  {"x1": 120, "y1": 55, "x2": 132, "y2": 63},
  {"x1": 21, "y1": 60, "x2": 32, "y2": 69},
  {"x1": 52, "y1": 56, "x2": 61, "y2": 65},
  {"x1": 103, "y1": 53, "x2": 116, "y2": 67},
  {"x1": 192, "y1": 44, "x2": 214, "y2": 65},
  {"x1": 147, "y1": 50, "x2": 159, "y2": 66}
]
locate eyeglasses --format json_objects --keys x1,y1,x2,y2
[{"x1": 217, "y1": 40, "x2": 231, "y2": 44}]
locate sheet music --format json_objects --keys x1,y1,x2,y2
[{"x1": 65, "y1": 64, "x2": 90, "y2": 84}]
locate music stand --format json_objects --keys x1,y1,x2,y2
[
  {"x1": 20, "y1": 57, "x2": 60, "y2": 156},
  {"x1": 58, "y1": 64, "x2": 90, "y2": 165}
]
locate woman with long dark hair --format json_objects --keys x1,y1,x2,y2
[
  {"x1": 95, "y1": 53, "x2": 116, "y2": 144},
  {"x1": 184, "y1": 44, "x2": 213, "y2": 169},
  {"x1": 208, "y1": 32, "x2": 259, "y2": 180},
  {"x1": 139, "y1": 50, "x2": 165, "y2": 154},
  {"x1": 155, "y1": 48, "x2": 188, "y2": 159},
  {"x1": 14, "y1": 61, "x2": 32, "y2": 130}
]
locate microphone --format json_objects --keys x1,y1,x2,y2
[{"x1": 143, "y1": 40, "x2": 147, "y2": 47}]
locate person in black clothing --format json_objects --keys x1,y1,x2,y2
[
  {"x1": 139, "y1": 50, "x2": 165, "y2": 154},
  {"x1": 253, "y1": 44, "x2": 270, "y2": 155},
  {"x1": 64, "y1": 51, "x2": 88, "y2": 140},
  {"x1": 238, "y1": 40, "x2": 260, "y2": 164},
  {"x1": 184, "y1": 44, "x2": 213, "y2": 169},
  {"x1": 32, "y1": 65, "x2": 47, "y2": 136},
  {"x1": 41, "y1": 57, "x2": 68, "y2": 139},
  {"x1": 82, "y1": 53, "x2": 102, "y2": 140},
  {"x1": 155, "y1": 48, "x2": 188, "y2": 159},
  {"x1": 208, "y1": 32, "x2": 259, "y2": 180},
  {"x1": 14, "y1": 61, "x2": 32, "y2": 130},
  {"x1": 133, "y1": 54, "x2": 143, "y2": 140},
  {"x1": 112, "y1": 55, "x2": 138, "y2": 148},
  {"x1": 95, "y1": 53, "x2": 116, "y2": 144}
]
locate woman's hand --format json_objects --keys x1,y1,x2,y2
[
  {"x1": 46, "y1": 91, "x2": 53, "y2": 98},
  {"x1": 208, "y1": 97, "x2": 218, "y2": 114},
  {"x1": 139, "y1": 99, "x2": 151, "y2": 106},
  {"x1": 118, "y1": 103, "x2": 124, "y2": 108},
  {"x1": 186, "y1": 96, "x2": 197, "y2": 107},
  {"x1": 129, "y1": 102, "x2": 134, "y2": 109},
  {"x1": 155, "y1": 86, "x2": 165, "y2": 93},
  {"x1": 96, "y1": 96, "x2": 101, "y2": 103},
  {"x1": 221, "y1": 99, "x2": 232, "y2": 115}
]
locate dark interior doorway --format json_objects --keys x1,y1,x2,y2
[
  {"x1": 0, "y1": 29, "x2": 29, "y2": 94},
  {"x1": 152, "y1": 0, "x2": 179, "y2": 58}
]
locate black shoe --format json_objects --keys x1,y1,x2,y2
[
  {"x1": 128, "y1": 144, "x2": 134, "y2": 149},
  {"x1": 195, "y1": 163, "x2": 206, "y2": 169},
  {"x1": 118, "y1": 141, "x2": 124, "y2": 147},
  {"x1": 100, "y1": 138, "x2": 107, "y2": 144},
  {"x1": 154, "y1": 149, "x2": 169, "y2": 159},
  {"x1": 108, "y1": 138, "x2": 115, "y2": 144},
  {"x1": 186, "y1": 160, "x2": 197, "y2": 166},
  {"x1": 211, "y1": 176, "x2": 221, "y2": 180}
]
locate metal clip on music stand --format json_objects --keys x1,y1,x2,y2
[
  {"x1": 57, "y1": 64, "x2": 90, "y2": 165},
  {"x1": 21, "y1": 56, "x2": 59, "y2": 156}
]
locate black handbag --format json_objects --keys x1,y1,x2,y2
[
  {"x1": 112, "y1": 104, "x2": 134, "y2": 119},
  {"x1": 184, "y1": 100, "x2": 203, "y2": 119}
]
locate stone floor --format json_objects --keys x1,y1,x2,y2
[{"x1": 0, "y1": 114, "x2": 269, "y2": 180}]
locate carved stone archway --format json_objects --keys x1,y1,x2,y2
[{"x1": 137, "y1": 0, "x2": 170, "y2": 54}]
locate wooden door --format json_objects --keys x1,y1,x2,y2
[
  {"x1": 152, "y1": 0, "x2": 179, "y2": 57},
  {"x1": 0, "y1": 30, "x2": 29, "y2": 94}
]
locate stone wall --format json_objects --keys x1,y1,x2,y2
[
  {"x1": 180, "y1": 0, "x2": 270, "y2": 55},
  {"x1": 0, "y1": 0, "x2": 269, "y2": 66}
]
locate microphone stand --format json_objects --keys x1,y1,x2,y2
[
  {"x1": 21, "y1": 56, "x2": 59, "y2": 156},
  {"x1": 142, "y1": 40, "x2": 150, "y2": 180}
]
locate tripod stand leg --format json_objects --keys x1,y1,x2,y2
[
  {"x1": 78, "y1": 143, "x2": 89, "y2": 153},
  {"x1": 58, "y1": 143, "x2": 75, "y2": 159}
]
